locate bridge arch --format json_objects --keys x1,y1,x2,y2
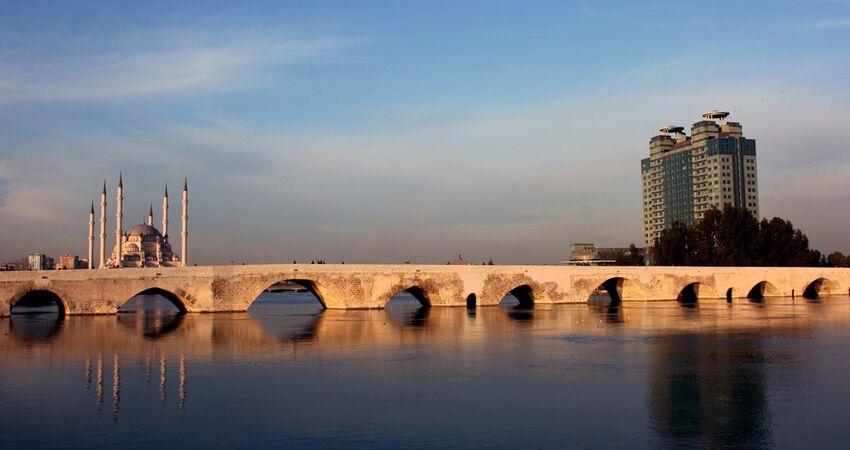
[
  {"x1": 383, "y1": 284, "x2": 434, "y2": 308},
  {"x1": 802, "y1": 278, "x2": 841, "y2": 299},
  {"x1": 499, "y1": 284, "x2": 535, "y2": 307},
  {"x1": 676, "y1": 282, "x2": 718, "y2": 304},
  {"x1": 249, "y1": 278, "x2": 329, "y2": 310},
  {"x1": 585, "y1": 277, "x2": 646, "y2": 306},
  {"x1": 746, "y1": 281, "x2": 781, "y2": 301},
  {"x1": 119, "y1": 288, "x2": 189, "y2": 314},
  {"x1": 466, "y1": 293, "x2": 477, "y2": 308},
  {"x1": 10, "y1": 289, "x2": 67, "y2": 317}
]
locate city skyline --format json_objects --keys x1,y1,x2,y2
[{"x1": 1, "y1": 1, "x2": 849, "y2": 264}]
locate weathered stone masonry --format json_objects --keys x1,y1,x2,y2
[{"x1": 1, "y1": 264, "x2": 848, "y2": 317}]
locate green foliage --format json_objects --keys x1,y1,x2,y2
[{"x1": 652, "y1": 206, "x2": 824, "y2": 266}]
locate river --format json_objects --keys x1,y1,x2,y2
[{"x1": 2, "y1": 292, "x2": 849, "y2": 448}]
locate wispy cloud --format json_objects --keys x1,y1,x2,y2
[
  {"x1": 803, "y1": 18, "x2": 850, "y2": 30},
  {"x1": 0, "y1": 29, "x2": 363, "y2": 103}
]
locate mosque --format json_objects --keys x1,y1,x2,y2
[{"x1": 86, "y1": 174, "x2": 188, "y2": 269}]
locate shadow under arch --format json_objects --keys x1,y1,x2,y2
[
  {"x1": 726, "y1": 288, "x2": 733, "y2": 302},
  {"x1": 384, "y1": 285, "x2": 433, "y2": 308},
  {"x1": 10, "y1": 290, "x2": 67, "y2": 317},
  {"x1": 499, "y1": 284, "x2": 534, "y2": 308},
  {"x1": 466, "y1": 293, "x2": 477, "y2": 309},
  {"x1": 677, "y1": 282, "x2": 711, "y2": 305},
  {"x1": 251, "y1": 279, "x2": 329, "y2": 310},
  {"x1": 803, "y1": 278, "x2": 840, "y2": 299},
  {"x1": 746, "y1": 281, "x2": 780, "y2": 301},
  {"x1": 119, "y1": 288, "x2": 188, "y2": 314},
  {"x1": 586, "y1": 277, "x2": 644, "y2": 306}
]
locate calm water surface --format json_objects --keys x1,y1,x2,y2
[{"x1": 2, "y1": 293, "x2": 850, "y2": 449}]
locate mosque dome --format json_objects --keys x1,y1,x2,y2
[{"x1": 127, "y1": 223, "x2": 162, "y2": 238}]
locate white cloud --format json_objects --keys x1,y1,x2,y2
[{"x1": 0, "y1": 30, "x2": 362, "y2": 103}]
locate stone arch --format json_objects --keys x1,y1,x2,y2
[
  {"x1": 676, "y1": 282, "x2": 718, "y2": 304},
  {"x1": 383, "y1": 284, "x2": 433, "y2": 308},
  {"x1": 802, "y1": 278, "x2": 841, "y2": 299},
  {"x1": 501, "y1": 284, "x2": 534, "y2": 307},
  {"x1": 119, "y1": 287, "x2": 189, "y2": 313},
  {"x1": 466, "y1": 293, "x2": 477, "y2": 308},
  {"x1": 746, "y1": 281, "x2": 780, "y2": 301},
  {"x1": 678, "y1": 283, "x2": 699, "y2": 303},
  {"x1": 726, "y1": 288, "x2": 733, "y2": 302},
  {"x1": 248, "y1": 278, "x2": 329, "y2": 309},
  {"x1": 585, "y1": 277, "x2": 646, "y2": 305},
  {"x1": 10, "y1": 289, "x2": 67, "y2": 317}
]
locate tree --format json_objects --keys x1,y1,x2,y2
[
  {"x1": 627, "y1": 243, "x2": 644, "y2": 266},
  {"x1": 827, "y1": 252, "x2": 849, "y2": 267},
  {"x1": 652, "y1": 221, "x2": 695, "y2": 265},
  {"x1": 652, "y1": 206, "x2": 822, "y2": 266}
]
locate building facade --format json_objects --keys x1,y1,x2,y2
[
  {"x1": 641, "y1": 111, "x2": 759, "y2": 246},
  {"x1": 57, "y1": 255, "x2": 87, "y2": 270},
  {"x1": 27, "y1": 253, "x2": 54, "y2": 270}
]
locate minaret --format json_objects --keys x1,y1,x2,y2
[
  {"x1": 115, "y1": 173, "x2": 124, "y2": 267},
  {"x1": 88, "y1": 201, "x2": 95, "y2": 269},
  {"x1": 162, "y1": 184, "x2": 169, "y2": 239},
  {"x1": 181, "y1": 178, "x2": 188, "y2": 267},
  {"x1": 99, "y1": 181, "x2": 107, "y2": 269},
  {"x1": 147, "y1": 203, "x2": 154, "y2": 226}
]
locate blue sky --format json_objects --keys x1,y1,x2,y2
[{"x1": 1, "y1": 0, "x2": 849, "y2": 264}]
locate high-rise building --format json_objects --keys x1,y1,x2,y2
[
  {"x1": 27, "y1": 253, "x2": 54, "y2": 270},
  {"x1": 641, "y1": 111, "x2": 759, "y2": 246}
]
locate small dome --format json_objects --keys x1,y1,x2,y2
[{"x1": 127, "y1": 224, "x2": 162, "y2": 238}]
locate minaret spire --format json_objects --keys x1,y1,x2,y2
[
  {"x1": 147, "y1": 203, "x2": 154, "y2": 226},
  {"x1": 181, "y1": 178, "x2": 188, "y2": 267},
  {"x1": 88, "y1": 201, "x2": 95, "y2": 269},
  {"x1": 99, "y1": 180, "x2": 107, "y2": 269},
  {"x1": 162, "y1": 184, "x2": 169, "y2": 239},
  {"x1": 115, "y1": 173, "x2": 124, "y2": 268}
]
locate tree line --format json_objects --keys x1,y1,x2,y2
[{"x1": 652, "y1": 205, "x2": 849, "y2": 267}]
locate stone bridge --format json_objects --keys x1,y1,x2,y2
[{"x1": 1, "y1": 264, "x2": 849, "y2": 317}]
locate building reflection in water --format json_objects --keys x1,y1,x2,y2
[
  {"x1": 160, "y1": 354, "x2": 167, "y2": 404},
  {"x1": 112, "y1": 353, "x2": 120, "y2": 420},
  {"x1": 96, "y1": 354, "x2": 104, "y2": 412},
  {"x1": 80, "y1": 350, "x2": 188, "y2": 421},
  {"x1": 647, "y1": 330, "x2": 773, "y2": 447}
]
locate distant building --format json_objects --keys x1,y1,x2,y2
[
  {"x1": 562, "y1": 243, "x2": 643, "y2": 266},
  {"x1": 641, "y1": 110, "x2": 759, "y2": 246},
  {"x1": 27, "y1": 253, "x2": 54, "y2": 271},
  {"x1": 92, "y1": 174, "x2": 187, "y2": 269},
  {"x1": 57, "y1": 255, "x2": 87, "y2": 270}
]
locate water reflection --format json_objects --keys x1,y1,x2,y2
[
  {"x1": 117, "y1": 311, "x2": 185, "y2": 339},
  {"x1": 8, "y1": 313, "x2": 65, "y2": 343},
  {"x1": 2, "y1": 295, "x2": 849, "y2": 448},
  {"x1": 648, "y1": 332, "x2": 772, "y2": 448}
]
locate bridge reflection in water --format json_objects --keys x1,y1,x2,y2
[{"x1": 2, "y1": 292, "x2": 849, "y2": 447}]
